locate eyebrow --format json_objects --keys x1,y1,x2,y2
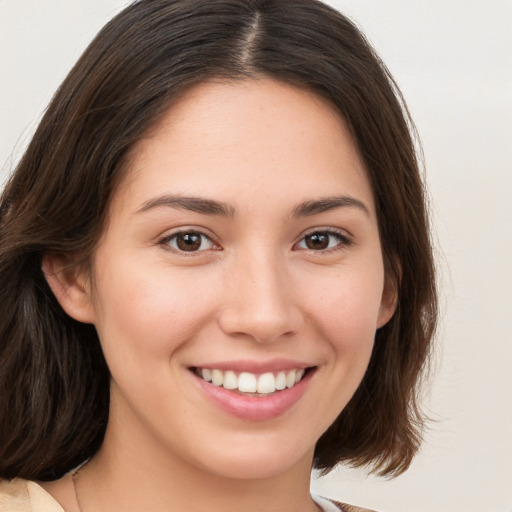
[
  {"x1": 136, "y1": 195, "x2": 235, "y2": 217},
  {"x1": 136, "y1": 194, "x2": 369, "y2": 218},
  {"x1": 292, "y1": 196, "x2": 370, "y2": 217}
]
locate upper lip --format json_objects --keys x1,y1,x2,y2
[{"x1": 189, "y1": 359, "x2": 313, "y2": 374}]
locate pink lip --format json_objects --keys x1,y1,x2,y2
[{"x1": 191, "y1": 366, "x2": 315, "y2": 422}]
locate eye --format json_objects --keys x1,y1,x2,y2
[
  {"x1": 295, "y1": 230, "x2": 351, "y2": 252},
  {"x1": 160, "y1": 230, "x2": 217, "y2": 253}
]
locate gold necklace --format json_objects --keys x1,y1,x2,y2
[{"x1": 71, "y1": 467, "x2": 84, "y2": 512}]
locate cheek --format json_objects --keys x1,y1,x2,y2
[
  {"x1": 291, "y1": 268, "x2": 383, "y2": 435},
  {"x1": 91, "y1": 265, "x2": 220, "y2": 367},
  {"x1": 300, "y1": 263, "x2": 383, "y2": 411},
  {"x1": 302, "y1": 264, "x2": 385, "y2": 343}
]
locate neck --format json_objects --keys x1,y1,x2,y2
[{"x1": 76, "y1": 413, "x2": 319, "y2": 512}]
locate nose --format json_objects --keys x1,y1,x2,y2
[{"x1": 217, "y1": 249, "x2": 303, "y2": 344}]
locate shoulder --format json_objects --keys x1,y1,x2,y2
[
  {"x1": 0, "y1": 479, "x2": 31, "y2": 512},
  {"x1": 313, "y1": 494, "x2": 378, "y2": 512},
  {"x1": 0, "y1": 479, "x2": 64, "y2": 512}
]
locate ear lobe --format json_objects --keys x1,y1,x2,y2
[
  {"x1": 42, "y1": 254, "x2": 95, "y2": 324},
  {"x1": 377, "y1": 274, "x2": 399, "y2": 329}
]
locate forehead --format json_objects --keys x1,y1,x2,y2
[{"x1": 116, "y1": 78, "x2": 375, "y2": 217}]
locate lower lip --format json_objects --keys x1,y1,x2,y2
[{"x1": 192, "y1": 370, "x2": 314, "y2": 421}]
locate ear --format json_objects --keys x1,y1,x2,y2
[
  {"x1": 376, "y1": 272, "x2": 399, "y2": 329},
  {"x1": 42, "y1": 254, "x2": 95, "y2": 324}
]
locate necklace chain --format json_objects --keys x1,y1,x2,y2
[{"x1": 71, "y1": 467, "x2": 84, "y2": 512}]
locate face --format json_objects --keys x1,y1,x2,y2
[{"x1": 62, "y1": 79, "x2": 395, "y2": 481}]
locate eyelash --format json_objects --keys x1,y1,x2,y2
[
  {"x1": 293, "y1": 229, "x2": 353, "y2": 253},
  {"x1": 158, "y1": 228, "x2": 352, "y2": 254},
  {"x1": 158, "y1": 229, "x2": 219, "y2": 254}
]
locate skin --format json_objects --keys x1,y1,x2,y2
[{"x1": 43, "y1": 78, "x2": 396, "y2": 512}]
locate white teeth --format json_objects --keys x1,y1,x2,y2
[
  {"x1": 275, "y1": 371, "x2": 287, "y2": 390},
  {"x1": 238, "y1": 372, "x2": 257, "y2": 393},
  {"x1": 223, "y1": 370, "x2": 238, "y2": 390},
  {"x1": 257, "y1": 372, "x2": 276, "y2": 394},
  {"x1": 286, "y1": 370, "x2": 297, "y2": 388},
  {"x1": 211, "y1": 369, "x2": 223, "y2": 386},
  {"x1": 196, "y1": 367, "x2": 308, "y2": 394}
]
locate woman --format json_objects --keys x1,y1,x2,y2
[{"x1": 0, "y1": 1, "x2": 437, "y2": 511}]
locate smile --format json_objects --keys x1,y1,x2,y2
[
  {"x1": 193, "y1": 367, "x2": 307, "y2": 395},
  {"x1": 190, "y1": 364, "x2": 315, "y2": 421}
]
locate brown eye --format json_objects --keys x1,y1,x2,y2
[
  {"x1": 164, "y1": 231, "x2": 215, "y2": 252},
  {"x1": 305, "y1": 233, "x2": 329, "y2": 250},
  {"x1": 296, "y1": 230, "x2": 350, "y2": 252},
  {"x1": 176, "y1": 233, "x2": 201, "y2": 251}
]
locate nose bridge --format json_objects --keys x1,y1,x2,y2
[{"x1": 218, "y1": 245, "x2": 301, "y2": 343}]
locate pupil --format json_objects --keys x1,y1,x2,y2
[
  {"x1": 177, "y1": 233, "x2": 201, "y2": 251},
  {"x1": 306, "y1": 233, "x2": 329, "y2": 250}
]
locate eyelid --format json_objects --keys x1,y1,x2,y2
[
  {"x1": 157, "y1": 227, "x2": 221, "y2": 254},
  {"x1": 293, "y1": 227, "x2": 353, "y2": 252},
  {"x1": 155, "y1": 226, "x2": 352, "y2": 255}
]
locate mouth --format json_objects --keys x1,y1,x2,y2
[
  {"x1": 189, "y1": 363, "x2": 316, "y2": 421},
  {"x1": 191, "y1": 367, "x2": 313, "y2": 396}
]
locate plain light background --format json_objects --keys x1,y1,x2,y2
[{"x1": 1, "y1": 1, "x2": 511, "y2": 511}]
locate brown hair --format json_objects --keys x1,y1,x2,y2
[{"x1": 0, "y1": 0, "x2": 437, "y2": 481}]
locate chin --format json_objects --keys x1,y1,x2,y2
[{"x1": 192, "y1": 436, "x2": 315, "y2": 481}]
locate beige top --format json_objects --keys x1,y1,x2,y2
[
  {"x1": 0, "y1": 478, "x2": 375, "y2": 512},
  {"x1": 0, "y1": 479, "x2": 62, "y2": 512}
]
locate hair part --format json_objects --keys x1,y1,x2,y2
[{"x1": 0, "y1": 0, "x2": 437, "y2": 480}]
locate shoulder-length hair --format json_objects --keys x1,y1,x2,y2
[{"x1": 0, "y1": 0, "x2": 437, "y2": 481}]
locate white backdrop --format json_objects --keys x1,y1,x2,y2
[{"x1": 1, "y1": 1, "x2": 511, "y2": 510}]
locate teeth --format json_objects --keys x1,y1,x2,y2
[
  {"x1": 275, "y1": 371, "x2": 287, "y2": 391},
  {"x1": 223, "y1": 370, "x2": 238, "y2": 390},
  {"x1": 257, "y1": 372, "x2": 275, "y2": 394},
  {"x1": 196, "y1": 367, "x2": 307, "y2": 394},
  {"x1": 286, "y1": 370, "x2": 296, "y2": 388},
  {"x1": 238, "y1": 372, "x2": 257, "y2": 392},
  {"x1": 211, "y1": 369, "x2": 223, "y2": 387}
]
